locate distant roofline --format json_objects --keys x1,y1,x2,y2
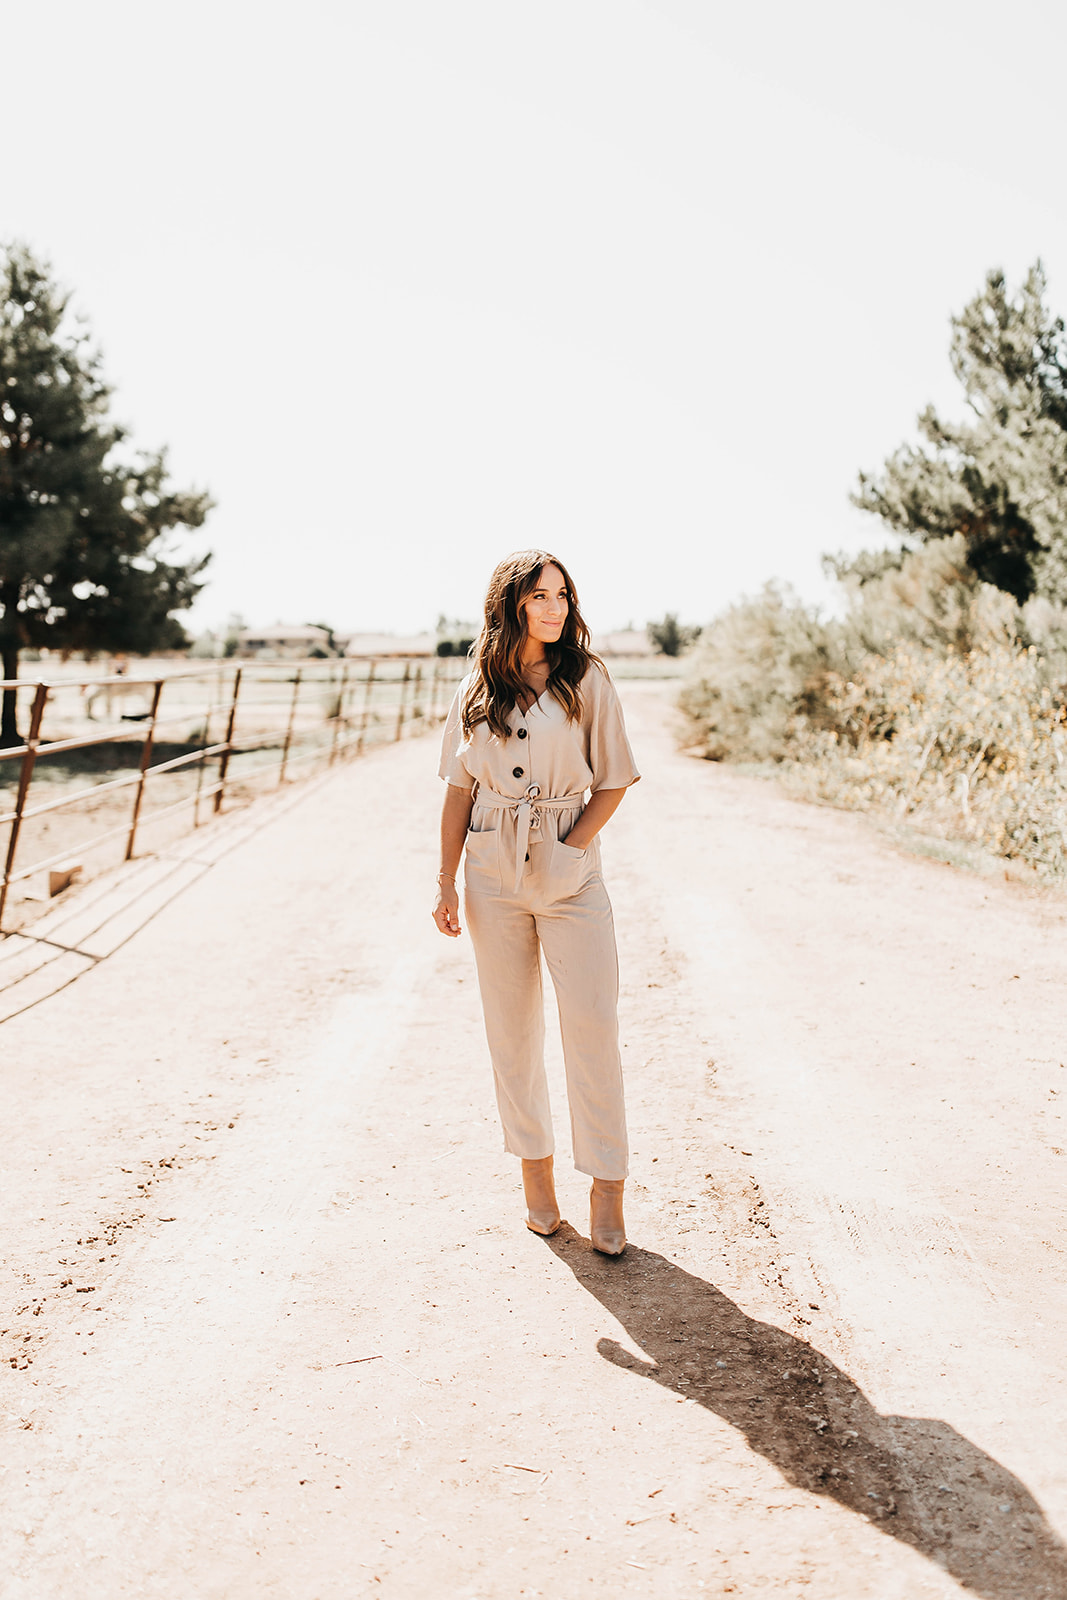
[{"x1": 237, "y1": 625, "x2": 331, "y2": 641}]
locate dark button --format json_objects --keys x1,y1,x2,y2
[
  {"x1": 525, "y1": 852, "x2": 530, "y2": 862},
  {"x1": 512, "y1": 766, "x2": 524, "y2": 778},
  {"x1": 517, "y1": 728, "x2": 527, "y2": 739}
]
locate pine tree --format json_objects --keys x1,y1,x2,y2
[
  {"x1": 0, "y1": 243, "x2": 212, "y2": 744},
  {"x1": 852, "y1": 263, "x2": 1067, "y2": 605},
  {"x1": 647, "y1": 613, "x2": 700, "y2": 656}
]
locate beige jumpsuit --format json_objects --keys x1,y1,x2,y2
[{"x1": 438, "y1": 665, "x2": 640, "y2": 1180}]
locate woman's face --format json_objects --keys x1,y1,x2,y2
[{"x1": 521, "y1": 563, "x2": 569, "y2": 645}]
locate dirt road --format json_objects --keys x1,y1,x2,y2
[{"x1": 1, "y1": 682, "x2": 1065, "y2": 1599}]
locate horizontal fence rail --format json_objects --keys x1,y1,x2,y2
[{"x1": 0, "y1": 657, "x2": 465, "y2": 936}]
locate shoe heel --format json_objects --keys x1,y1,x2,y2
[
  {"x1": 590, "y1": 1177, "x2": 626, "y2": 1256},
  {"x1": 522, "y1": 1156, "x2": 561, "y2": 1236}
]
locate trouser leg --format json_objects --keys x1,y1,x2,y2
[
  {"x1": 465, "y1": 890, "x2": 553, "y2": 1158},
  {"x1": 537, "y1": 880, "x2": 628, "y2": 1180}
]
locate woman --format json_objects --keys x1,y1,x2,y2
[{"x1": 432, "y1": 550, "x2": 640, "y2": 1254}]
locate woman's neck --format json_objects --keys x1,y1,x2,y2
[
  {"x1": 517, "y1": 645, "x2": 550, "y2": 708},
  {"x1": 520, "y1": 644, "x2": 548, "y2": 674}
]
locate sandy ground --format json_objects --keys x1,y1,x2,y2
[{"x1": 1, "y1": 681, "x2": 1065, "y2": 1599}]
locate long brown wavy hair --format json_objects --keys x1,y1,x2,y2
[{"x1": 462, "y1": 550, "x2": 602, "y2": 740}]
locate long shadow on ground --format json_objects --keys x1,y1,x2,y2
[{"x1": 546, "y1": 1227, "x2": 1067, "y2": 1599}]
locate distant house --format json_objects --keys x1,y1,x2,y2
[
  {"x1": 236, "y1": 625, "x2": 332, "y2": 659},
  {"x1": 343, "y1": 632, "x2": 436, "y2": 659},
  {"x1": 592, "y1": 629, "x2": 656, "y2": 657}
]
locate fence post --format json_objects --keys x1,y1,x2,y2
[
  {"x1": 394, "y1": 661, "x2": 412, "y2": 742},
  {"x1": 357, "y1": 661, "x2": 376, "y2": 755},
  {"x1": 124, "y1": 679, "x2": 165, "y2": 861},
  {"x1": 0, "y1": 682, "x2": 50, "y2": 933},
  {"x1": 192, "y1": 671, "x2": 220, "y2": 829},
  {"x1": 278, "y1": 668, "x2": 302, "y2": 786},
  {"x1": 329, "y1": 662, "x2": 350, "y2": 766},
  {"x1": 214, "y1": 666, "x2": 243, "y2": 814},
  {"x1": 412, "y1": 663, "x2": 423, "y2": 725}
]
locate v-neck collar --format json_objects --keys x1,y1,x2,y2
[{"x1": 516, "y1": 687, "x2": 550, "y2": 719}]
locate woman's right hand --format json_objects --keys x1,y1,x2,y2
[{"x1": 432, "y1": 880, "x2": 463, "y2": 937}]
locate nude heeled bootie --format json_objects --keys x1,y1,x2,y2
[
  {"x1": 522, "y1": 1156, "x2": 561, "y2": 1236},
  {"x1": 590, "y1": 1177, "x2": 626, "y2": 1256}
]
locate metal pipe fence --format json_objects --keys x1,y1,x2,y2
[{"x1": 0, "y1": 655, "x2": 465, "y2": 936}]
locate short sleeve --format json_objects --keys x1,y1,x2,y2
[
  {"x1": 438, "y1": 682, "x2": 474, "y2": 789},
  {"x1": 588, "y1": 667, "x2": 641, "y2": 792}
]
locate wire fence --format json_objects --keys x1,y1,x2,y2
[{"x1": 0, "y1": 656, "x2": 465, "y2": 936}]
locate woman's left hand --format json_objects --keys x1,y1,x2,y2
[{"x1": 558, "y1": 787, "x2": 627, "y2": 855}]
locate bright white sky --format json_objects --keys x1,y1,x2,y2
[{"x1": 5, "y1": 0, "x2": 1067, "y2": 636}]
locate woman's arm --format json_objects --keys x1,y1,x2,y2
[
  {"x1": 432, "y1": 783, "x2": 474, "y2": 937},
  {"x1": 561, "y1": 786, "x2": 627, "y2": 851}
]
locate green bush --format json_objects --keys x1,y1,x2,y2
[
  {"x1": 677, "y1": 583, "x2": 843, "y2": 762},
  {"x1": 647, "y1": 613, "x2": 701, "y2": 657},
  {"x1": 837, "y1": 535, "x2": 1020, "y2": 659},
  {"x1": 786, "y1": 643, "x2": 1067, "y2": 877},
  {"x1": 678, "y1": 540, "x2": 1029, "y2": 764},
  {"x1": 678, "y1": 538, "x2": 1067, "y2": 877}
]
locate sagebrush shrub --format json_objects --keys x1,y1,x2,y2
[
  {"x1": 677, "y1": 542, "x2": 1067, "y2": 877},
  {"x1": 786, "y1": 645, "x2": 1067, "y2": 876},
  {"x1": 677, "y1": 584, "x2": 843, "y2": 762}
]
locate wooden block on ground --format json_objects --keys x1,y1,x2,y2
[{"x1": 48, "y1": 861, "x2": 83, "y2": 897}]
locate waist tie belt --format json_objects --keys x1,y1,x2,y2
[{"x1": 474, "y1": 784, "x2": 586, "y2": 892}]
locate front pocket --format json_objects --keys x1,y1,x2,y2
[
  {"x1": 464, "y1": 827, "x2": 502, "y2": 896},
  {"x1": 548, "y1": 837, "x2": 593, "y2": 900}
]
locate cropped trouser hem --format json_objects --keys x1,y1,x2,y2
[{"x1": 501, "y1": 1135, "x2": 624, "y2": 1184}]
